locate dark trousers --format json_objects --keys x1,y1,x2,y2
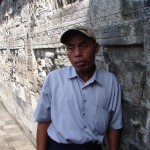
[{"x1": 48, "y1": 138, "x2": 103, "y2": 150}]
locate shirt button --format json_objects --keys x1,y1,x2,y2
[
  {"x1": 83, "y1": 113, "x2": 85, "y2": 116},
  {"x1": 84, "y1": 99, "x2": 86, "y2": 103}
]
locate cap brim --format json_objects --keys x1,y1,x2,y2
[{"x1": 60, "y1": 29, "x2": 88, "y2": 44}]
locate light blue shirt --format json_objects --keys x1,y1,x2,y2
[{"x1": 34, "y1": 66, "x2": 123, "y2": 144}]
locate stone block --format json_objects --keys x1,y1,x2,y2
[
  {"x1": 104, "y1": 45, "x2": 144, "y2": 63},
  {"x1": 15, "y1": 144, "x2": 36, "y2": 150},
  {"x1": 89, "y1": 0, "x2": 145, "y2": 45},
  {"x1": 46, "y1": 52, "x2": 55, "y2": 58},
  {"x1": 0, "y1": 143, "x2": 9, "y2": 150},
  {"x1": 142, "y1": 82, "x2": 150, "y2": 108},
  {"x1": 144, "y1": 0, "x2": 150, "y2": 6},
  {"x1": 55, "y1": 55, "x2": 70, "y2": 67},
  {"x1": 108, "y1": 62, "x2": 146, "y2": 104},
  {"x1": 0, "y1": 130, "x2": 6, "y2": 136},
  {"x1": 129, "y1": 144, "x2": 140, "y2": 150},
  {"x1": 144, "y1": 35, "x2": 150, "y2": 49},
  {"x1": 122, "y1": 101, "x2": 148, "y2": 149},
  {"x1": 121, "y1": 0, "x2": 144, "y2": 11}
]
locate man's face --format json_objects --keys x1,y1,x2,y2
[{"x1": 65, "y1": 33, "x2": 99, "y2": 74}]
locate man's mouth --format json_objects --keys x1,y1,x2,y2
[{"x1": 74, "y1": 61, "x2": 86, "y2": 67}]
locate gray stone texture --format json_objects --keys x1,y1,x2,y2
[
  {"x1": 0, "y1": 0, "x2": 150, "y2": 149},
  {"x1": 0, "y1": 102, "x2": 36, "y2": 150}
]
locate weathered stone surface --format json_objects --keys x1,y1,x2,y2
[
  {"x1": 0, "y1": 0, "x2": 150, "y2": 149},
  {"x1": 122, "y1": 101, "x2": 149, "y2": 149},
  {"x1": 88, "y1": 0, "x2": 149, "y2": 45},
  {"x1": 0, "y1": 103, "x2": 36, "y2": 149},
  {"x1": 104, "y1": 45, "x2": 144, "y2": 63}
]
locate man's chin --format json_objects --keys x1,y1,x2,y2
[
  {"x1": 74, "y1": 66, "x2": 88, "y2": 74},
  {"x1": 73, "y1": 64, "x2": 96, "y2": 75}
]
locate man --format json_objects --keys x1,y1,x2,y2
[{"x1": 34, "y1": 25, "x2": 123, "y2": 150}]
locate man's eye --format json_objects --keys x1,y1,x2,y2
[
  {"x1": 82, "y1": 45, "x2": 86, "y2": 47},
  {"x1": 68, "y1": 47, "x2": 74, "y2": 50},
  {"x1": 80, "y1": 44, "x2": 87, "y2": 48},
  {"x1": 67, "y1": 46, "x2": 74, "y2": 51}
]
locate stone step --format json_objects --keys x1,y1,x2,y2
[{"x1": 0, "y1": 103, "x2": 36, "y2": 150}]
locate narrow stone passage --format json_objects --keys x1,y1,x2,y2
[{"x1": 0, "y1": 103, "x2": 36, "y2": 150}]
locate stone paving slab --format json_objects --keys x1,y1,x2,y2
[{"x1": 0, "y1": 103, "x2": 36, "y2": 150}]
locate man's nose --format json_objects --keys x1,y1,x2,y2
[{"x1": 74, "y1": 46, "x2": 82, "y2": 57}]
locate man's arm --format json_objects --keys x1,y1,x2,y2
[
  {"x1": 107, "y1": 128, "x2": 121, "y2": 150},
  {"x1": 36, "y1": 121, "x2": 51, "y2": 150}
]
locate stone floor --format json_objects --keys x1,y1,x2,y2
[{"x1": 0, "y1": 103, "x2": 36, "y2": 150}]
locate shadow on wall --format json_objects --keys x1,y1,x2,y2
[{"x1": 88, "y1": 0, "x2": 149, "y2": 150}]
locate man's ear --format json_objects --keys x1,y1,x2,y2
[{"x1": 95, "y1": 43, "x2": 100, "y2": 53}]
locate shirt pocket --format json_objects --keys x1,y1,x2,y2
[{"x1": 94, "y1": 107, "x2": 111, "y2": 135}]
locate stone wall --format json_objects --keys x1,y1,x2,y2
[{"x1": 0, "y1": 0, "x2": 150, "y2": 149}]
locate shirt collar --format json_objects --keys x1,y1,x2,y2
[
  {"x1": 67, "y1": 66, "x2": 78, "y2": 79},
  {"x1": 95, "y1": 68, "x2": 104, "y2": 86},
  {"x1": 66, "y1": 66, "x2": 104, "y2": 86}
]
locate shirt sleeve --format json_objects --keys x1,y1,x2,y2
[
  {"x1": 109, "y1": 75, "x2": 123, "y2": 129},
  {"x1": 34, "y1": 74, "x2": 51, "y2": 122}
]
